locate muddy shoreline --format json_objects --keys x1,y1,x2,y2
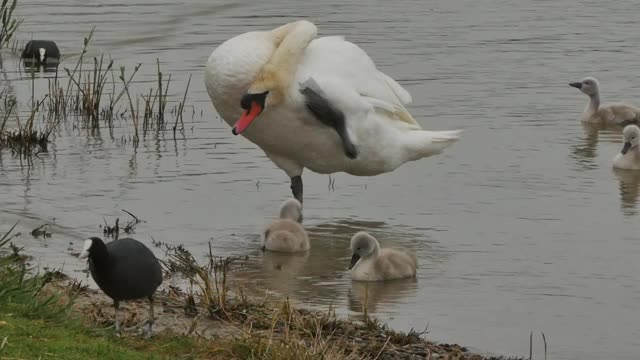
[
  {"x1": 40, "y1": 264, "x2": 526, "y2": 360},
  {"x1": 3, "y1": 218, "x2": 529, "y2": 359}
]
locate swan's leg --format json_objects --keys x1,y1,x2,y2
[
  {"x1": 263, "y1": 152, "x2": 305, "y2": 209},
  {"x1": 290, "y1": 176, "x2": 303, "y2": 206},
  {"x1": 300, "y1": 85, "x2": 358, "y2": 159},
  {"x1": 248, "y1": 21, "x2": 317, "y2": 103}
]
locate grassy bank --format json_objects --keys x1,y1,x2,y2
[
  {"x1": 1, "y1": 316, "x2": 208, "y2": 359},
  {"x1": 0, "y1": 227, "x2": 529, "y2": 360},
  {"x1": 0, "y1": 226, "x2": 208, "y2": 360}
]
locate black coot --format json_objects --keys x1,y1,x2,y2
[
  {"x1": 79, "y1": 236, "x2": 162, "y2": 336},
  {"x1": 21, "y1": 40, "x2": 60, "y2": 65}
]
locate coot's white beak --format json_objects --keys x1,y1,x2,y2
[
  {"x1": 79, "y1": 238, "x2": 92, "y2": 259},
  {"x1": 38, "y1": 48, "x2": 46, "y2": 62}
]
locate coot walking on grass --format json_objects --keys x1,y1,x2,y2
[
  {"x1": 21, "y1": 40, "x2": 60, "y2": 65},
  {"x1": 79, "y1": 237, "x2": 163, "y2": 336}
]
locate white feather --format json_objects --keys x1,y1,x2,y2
[{"x1": 205, "y1": 21, "x2": 461, "y2": 178}]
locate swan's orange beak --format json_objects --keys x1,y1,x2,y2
[{"x1": 232, "y1": 102, "x2": 263, "y2": 135}]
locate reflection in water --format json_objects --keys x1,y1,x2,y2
[
  {"x1": 0, "y1": 54, "x2": 16, "y2": 119},
  {"x1": 311, "y1": 219, "x2": 391, "y2": 237},
  {"x1": 235, "y1": 221, "x2": 445, "y2": 314},
  {"x1": 257, "y1": 251, "x2": 310, "y2": 295},
  {"x1": 570, "y1": 122, "x2": 622, "y2": 171},
  {"x1": 348, "y1": 278, "x2": 418, "y2": 317},
  {"x1": 613, "y1": 168, "x2": 640, "y2": 216},
  {"x1": 236, "y1": 230, "x2": 351, "y2": 303},
  {"x1": 22, "y1": 62, "x2": 59, "y2": 74},
  {"x1": 4, "y1": 0, "x2": 640, "y2": 357}
]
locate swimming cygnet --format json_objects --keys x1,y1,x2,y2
[
  {"x1": 613, "y1": 125, "x2": 640, "y2": 170},
  {"x1": 348, "y1": 231, "x2": 417, "y2": 281},
  {"x1": 569, "y1": 77, "x2": 640, "y2": 125},
  {"x1": 263, "y1": 199, "x2": 310, "y2": 252}
]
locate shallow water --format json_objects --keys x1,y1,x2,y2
[{"x1": 2, "y1": 0, "x2": 640, "y2": 359}]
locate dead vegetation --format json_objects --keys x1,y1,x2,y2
[
  {"x1": 114, "y1": 242, "x2": 526, "y2": 360},
  {"x1": 2, "y1": 220, "x2": 531, "y2": 360},
  {"x1": 100, "y1": 209, "x2": 142, "y2": 239},
  {"x1": 0, "y1": 0, "x2": 21, "y2": 49},
  {"x1": 30, "y1": 224, "x2": 51, "y2": 238},
  {"x1": 0, "y1": 27, "x2": 192, "y2": 159}
]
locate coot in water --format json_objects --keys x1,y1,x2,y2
[
  {"x1": 21, "y1": 40, "x2": 60, "y2": 65},
  {"x1": 79, "y1": 236, "x2": 163, "y2": 336}
]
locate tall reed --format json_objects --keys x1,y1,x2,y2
[{"x1": 0, "y1": 0, "x2": 21, "y2": 49}]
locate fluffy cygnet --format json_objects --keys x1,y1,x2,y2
[
  {"x1": 569, "y1": 77, "x2": 640, "y2": 125},
  {"x1": 263, "y1": 199, "x2": 310, "y2": 252},
  {"x1": 613, "y1": 124, "x2": 640, "y2": 170},
  {"x1": 348, "y1": 231, "x2": 417, "y2": 281}
]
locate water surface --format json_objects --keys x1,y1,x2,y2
[{"x1": 2, "y1": 1, "x2": 640, "y2": 359}]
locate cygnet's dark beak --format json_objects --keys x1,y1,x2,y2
[
  {"x1": 621, "y1": 141, "x2": 632, "y2": 155},
  {"x1": 348, "y1": 254, "x2": 360, "y2": 270},
  {"x1": 569, "y1": 82, "x2": 582, "y2": 89}
]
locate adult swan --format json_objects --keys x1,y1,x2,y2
[{"x1": 204, "y1": 20, "x2": 461, "y2": 204}]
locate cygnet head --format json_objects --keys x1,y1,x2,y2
[
  {"x1": 349, "y1": 231, "x2": 380, "y2": 269},
  {"x1": 621, "y1": 125, "x2": 640, "y2": 154},
  {"x1": 569, "y1": 77, "x2": 600, "y2": 97},
  {"x1": 279, "y1": 198, "x2": 303, "y2": 223}
]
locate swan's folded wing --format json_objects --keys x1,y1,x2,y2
[
  {"x1": 302, "y1": 36, "x2": 421, "y2": 129},
  {"x1": 379, "y1": 72, "x2": 412, "y2": 105},
  {"x1": 362, "y1": 94, "x2": 420, "y2": 129}
]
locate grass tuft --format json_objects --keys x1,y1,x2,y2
[{"x1": 0, "y1": 0, "x2": 22, "y2": 49}]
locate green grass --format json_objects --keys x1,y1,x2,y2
[
  {"x1": 0, "y1": 280, "x2": 215, "y2": 360},
  {"x1": 0, "y1": 315, "x2": 208, "y2": 360},
  {"x1": 0, "y1": 226, "x2": 211, "y2": 360},
  {"x1": 0, "y1": 226, "x2": 525, "y2": 360}
]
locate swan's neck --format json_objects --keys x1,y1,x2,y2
[
  {"x1": 267, "y1": 20, "x2": 317, "y2": 81},
  {"x1": 587, "y1": 93, "x2": 600, "y2": 114},
  {"x1": 248, "y1": 21, "x2": 317, "y2": 100}
]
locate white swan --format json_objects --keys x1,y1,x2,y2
[
  {"x1": 569, "y1": 77, "x2": 640, "y2": 125},
  {"x1": 204, "y1": 20, "x2": 461, "y2": 204},
  {"x1": 348, "y1": 231, "x2": 417, "y2": 281},
  {"x1": 613, "y1": 125, "x2": 640, "y2": 170},
  {"x1": 263, "y1": 199, "x2": 310, "y2": 253}
]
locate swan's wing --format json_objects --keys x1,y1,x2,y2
[
  {"x1": 378, "y1": 71, "x2": 412, "y2": 104},
  {"x1": 299, "y1": 36, "x2": 421, "y2": 129}
]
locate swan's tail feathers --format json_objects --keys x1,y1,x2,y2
[
  {"x1": 430, "y1": 129, "x2": 462, "y2": 142},
  {"x1": 413, "y1": 129, "x2": 462, "y2": 158}
]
